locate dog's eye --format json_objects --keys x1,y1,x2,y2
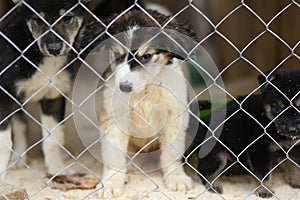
[
  {"x1": 141, "y1": 54, "x2": 152, "y2": 63},
  {"x1": 63, "y1": 16, "x2": 74, "y2": 24},
  {"x1": 33, "y1": 18, "x2": 44, "y2": 26}
]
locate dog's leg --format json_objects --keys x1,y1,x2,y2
[
  {"x1": 11, "y1": 112, "x2": 28, "y2": 168},
  {"x1": 247, "y1": 141, "x2": 274, "y2": 198},
  {"x1": 253, "y1": 173, "x2": 273, "y2": 198},
  {"x1": 99, "y1": 125, "x2": 129, "y2": 198},
  {"x1": 160, "y1": 126, "x2": 193, "y2": 191},
  {"x1": 0, "y1": 94, "x2": 16, "y2": 180},
  {"x1": 197, "y1": 148, "x2": 228, "y2": 194},
  {"x1": 40, "y1": 97, "x2": 68, "y2": 174},
  {"x1": 285, "y1": 145, "x2": 300, "y2": 188},
  {"x1": 0, "y1": 124, "x2": 12, "y2": 180},
  {"x1": 285, "y1": 161, "x2": 300, "y2": 188}
]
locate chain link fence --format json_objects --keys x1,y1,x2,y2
[{"x1": 0, "y1": 0, "x2": 299, "y2": 199}]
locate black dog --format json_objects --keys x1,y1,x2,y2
[
  {"x1": 0, "y1": 0, "x2": 91, "y2": 178},
  {"x1": 190, "y1": 69, "x2": 300, "y2": 198}
]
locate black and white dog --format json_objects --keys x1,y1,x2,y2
[
  {"x1": 191, "y1": 69, "x2": 300, "y2": 198},
  {"x1": 78, "y1": 10, "x2": 199, "y2": 197},
  {"x1": 0, "y1": 0, "x2": 90, "y2": 178}
]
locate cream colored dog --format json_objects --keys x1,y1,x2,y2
[{"x1": 79, "y1": 9, "x2": 199, "y2": 197}]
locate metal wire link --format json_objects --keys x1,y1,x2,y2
[{"x1": 0, "y1": 0, "x2": 299, "y2": 199}]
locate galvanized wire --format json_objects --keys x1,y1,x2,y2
[{"x1": 0, "y1": 0, "x2": 299, "y2": 199}]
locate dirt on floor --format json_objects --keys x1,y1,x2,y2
[{"x1": 3, "y1": 154, "x2": 299, "y2": 200}]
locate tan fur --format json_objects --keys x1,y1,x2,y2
[
  {"x1": 99, "y1": 62, "x2": 188, "y2": 151},
  {"x1": 284, "y1": 162, "x2": 300, "y2": 188},
  {"x1": 98, "y1": 59, "x2": 193, "y2": 197},
  {"x1": 295, "y1": 97, "x2": 300, "y2": 107},
  {"x1": 269, "y1": 140, "x2": 298, "y2": 152}
]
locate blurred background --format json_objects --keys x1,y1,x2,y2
[
  {"x1": 1, "y1": 0, "x2": 299, "y2": 156},
  {"x1": 1, "y1": 0, "x2": 299, "y2": 96}
]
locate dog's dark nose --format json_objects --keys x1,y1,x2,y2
[
  {"x1": 119, "y1": 82, "x2": 133, "y2": 93},
  {"x1": 46, "y1": 42, "x2": 62, "y2": 55},
  {"x1": 288, "y1": 126, "x2": 297, "y2": 133}
]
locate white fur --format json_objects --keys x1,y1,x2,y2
[
  {"x1": 16, "y1": 56, "x2": 71, "y2": 102},
  {"x1": 115, "y1": 63, "x2": 131, "y2": 86},
  {"x1": 0, "y1": 126, "x2": 12, "y2": 180},
  {"x1": 144, "y1": 2, "x2": 172, "y2": 16},
  {"x1": 11, "y1": 115, "x2": 27, "y2": 168},
  {"x1": 99, "y1": 55, "x2": 193, "y2": 196},
  {"x1": 41, "y1": 114, "x2": 66, "y2": 174},
  {"x1": 66, "y1": 17, "x2": 84, "y2": 51},
  {"x1": 126, "y1": 26, "x2": 138, "y2": 46},
  {"x1": 14, "y1": 48, "x2": 71, "y2": 175}
]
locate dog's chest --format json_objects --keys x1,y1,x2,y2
[
  {"x1": 16, "y1": 56, "x2": 71, "y2": 102},
  {"x1": 109, "y1": 85, "x2": 184, "y2": 136}
]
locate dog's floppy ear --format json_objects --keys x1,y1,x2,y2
[
  {"x1": 162, "y1": 20, "x2": 198, "y2": 59},
  {"x1": 147, "y1": 10, "x2": 199, "y2": 59},
  {"x1": 166, "y1": 21, "x2": 199, "y2": 44},
  {"x1": 163, "y1": 27, "x2": 199, "y2": 60},
  {"x1": 147, "y1": 10, "x2": 199, "y2": 43}
]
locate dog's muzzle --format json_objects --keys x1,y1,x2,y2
[
  {"x1": 276, "y1": 122, "x2": 300, "y2": 140},
  {"x1": 288, "y1": 126, "x2": 297, "y2": 133},
  {"x1": 46, "y1": 42, "x2": 63, "y2": 56},
  {"x1": 286, "y1": 125, "x2": 300, "y2": 139},
  {"x1": 119, "y1": 81, "x2": 133, "y2": 93}
]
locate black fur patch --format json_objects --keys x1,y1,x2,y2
[
  {"x1": 77, "y1": 9, "x2": 199, "y2": 55},
  {"x1": 0, "y1": 0, "x2": 88, "y2": 127},
  {"x1": 23, "y1": 0, "x2": 86, "y2": 20},
  {"x1": 40, "y1": 98, "x2": 66, "y2": 122},
  {"x1": 189, "y1": 69, "x2": 300, "y2": 198}
]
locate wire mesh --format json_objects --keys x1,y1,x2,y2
[{"x1": 0, "y1": 0, "x2": 299, "y2": 199}]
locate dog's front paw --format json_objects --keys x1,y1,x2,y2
[
  {"x1": 256, "y1": 187, "x2": 273, "y2": 198},
  {"x1": 102, "y1": 182, "x2": 124, "y2": 198},
  {"x1": 100, "y1": 175, "x2": 126, "y2": 198},
  {"x1": 10, "y1": 155, "x2": 29, "y2": 169},
  {"x1": 205, "y1": 182, "x2": 223, "y2": 194},
  {"x1": 164, "y1": 174, "x2": 193, "y2": 191},
  {"x1": 286, "y1": 175, "x2": 300, "y2": 188}
]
